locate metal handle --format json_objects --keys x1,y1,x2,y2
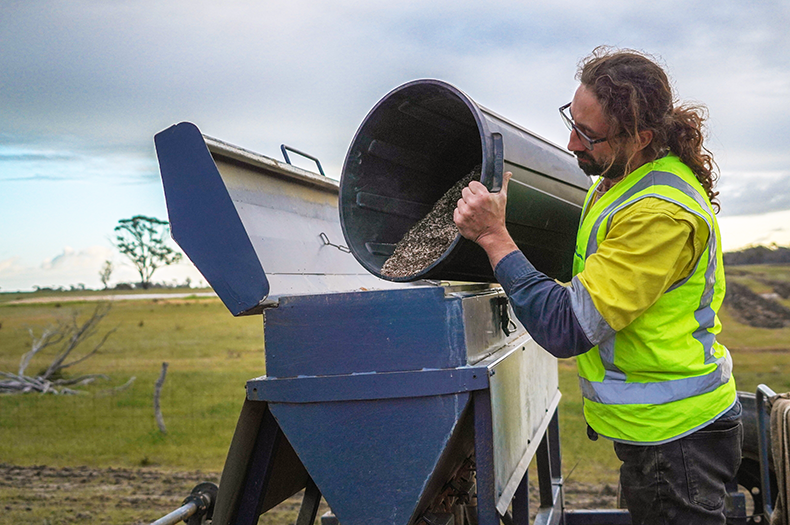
[
  {"x1": 756, "y1": 383, "x2": 777, "y2": 518},
  {"x1": 281, "y1": 144, "x2": 326, "y2": 177},
  {"x1": 149, "y1": 482, "x2": 217, "y2": 525},
  {"x1": 320, "y1": 232, "x2": 351, "y2": 253},
  {"x1": 487, "y1": 133, "x2": 504, "y2": 193},
  {"x1": 497, "y1": 296, "x2": 517, "y2": 336}
]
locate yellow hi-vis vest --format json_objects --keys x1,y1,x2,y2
[{"x1": 573, "y1": 154, "x2": 737, "y2": 444}]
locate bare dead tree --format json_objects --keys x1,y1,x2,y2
[{"x1": 0, "y1": 303, "x2": 133, "y2": 395}]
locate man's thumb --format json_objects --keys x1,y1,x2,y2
[{"x1": 501, "y1": 171, "x2": 513, "y2": 194}]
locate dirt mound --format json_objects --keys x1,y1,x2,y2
[
  {"x1": 725, "y1": 282, "x2": 790, "y2": 328},
  {"x1": 758, "y1": 279, "x2": 790, "y2": 300}
]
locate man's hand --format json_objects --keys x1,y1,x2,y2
[{"x1": 454, "y1": 171, "x2": 519, "y2": 268}]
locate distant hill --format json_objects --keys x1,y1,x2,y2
[{"x1": 723, "y1": 244, "x2": 790, "y2": 266}]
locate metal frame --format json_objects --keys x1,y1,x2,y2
[
  {"x1": 233, "y1": 406, "x2": 284, "y2": 524},
  {"x1": 295, "y1": 478, "x2": 322, "y2": 525},
  {"x1": 474, "y1": 388, "x2": 499, "y2": 525},
  {"x1": 240, "y1": 342, "x2": 562, "y2": 525},
  {"x1": 214, "y1": 383, "x2": 785, "y2": 525},
  {"x1": 247, "y1": 366, "x2": 489, "y2": 404},
  {"x1": 756, "y1": 383, "x2": 777, "y2": 519}
]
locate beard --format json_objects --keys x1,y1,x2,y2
[{"x1": 575, "y1": 151, "x2": 628, "y2": 180}]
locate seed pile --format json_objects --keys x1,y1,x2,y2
[{"x1": 381, "y1": 165, "x2": 481, "y2": 278}]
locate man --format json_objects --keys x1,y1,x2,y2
[{"x1": 454, "y1": 47, "x2": 742, "y2": 525}]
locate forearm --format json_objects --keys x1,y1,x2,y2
[{"x1": 475, "y1": 229, "x2": 519, "y2": 269}]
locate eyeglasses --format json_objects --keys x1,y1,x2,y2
[{"x1": 559, "y1": 103, "x2": 608, "y2": 151}]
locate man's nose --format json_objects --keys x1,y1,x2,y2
[{"x1": 567, "y1": 128, "x2": 586, "y2": 152}]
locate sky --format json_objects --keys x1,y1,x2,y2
[{"x1": 1, "y1": 0, "x2": 789, "y2": 292}]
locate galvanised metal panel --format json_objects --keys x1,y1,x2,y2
[
  {"x1": 452, "y1": 287, "x2": 526, "y2": 364},
  {"x1": 484, "y1": 334, "x2": 561, "y2": 514},
  {"x1": 155, "y1": 122, "x2": 413, "y2": 316},
  {"x1": 205, "y1": 136, "x2": 417, "y2": 299},
  {"x1": 209, "y1": 149, "x2": 366, "y2": 278}
]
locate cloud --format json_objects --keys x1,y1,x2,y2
[
  {"x1": 0, "y1": 246, "x2": 114, "y2": 291},
  {"x1": 718, "y1": 209, "x2": 790, "y2": 251},
  {"x1": 0, "y1": 256, "x2": 25, "y2": 277},
  {"x1": 3, "y1": 174, "x2": 70, "y2": 182},
  {"x1": 0, "y1": 245, "x2": 204, "y2": 292},
  {"x1": 0, "y1": 142, "x2": 159, "y2": 184},
  {"x1": 40, "y1": 246, "x2": 114, "y2": 271},
  {"x1": 0, "y1": 152, "x2": 76, "y2": 162},
  {"x1": 718, "y1": 171, "x2": 790, "y2": 216}
]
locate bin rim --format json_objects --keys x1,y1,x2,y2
[{"x1": 339, "y1": 78, "x2": 498, "y2": 282}]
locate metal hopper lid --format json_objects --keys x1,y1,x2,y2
[{"x1": 155, "y1": 122, "x2": 418, "y2": 315}]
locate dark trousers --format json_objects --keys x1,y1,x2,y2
[{"x1": 613, "y1": 418, "x2": 743, "y2": 525}]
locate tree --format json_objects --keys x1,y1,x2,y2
[
  {"x1": 99, "y1": 260, "x2": 113, "y2": 289},
  {"x1": 0, "y1": 303, "x2": 134, "y2": 395},
  {"x1": 723, "y1": 243, "x2": 790, "y2": 266},
  {"x1": 113, "y1": 215, "x2": 182, "y2": 289}
]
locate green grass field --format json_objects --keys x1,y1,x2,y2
[
  {"x1": 1, "y1": 267, "x2": 789, "y2": 512},
  {"x1": 0, "y1": 291, "x2": 263, "y2": 472}
]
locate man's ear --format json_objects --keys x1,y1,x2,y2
[{"x1": 636, "y1": 129, "x2": 654, "y2": 151}]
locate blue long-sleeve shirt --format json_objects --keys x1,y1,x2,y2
[{"x1": 494, "y1": 250, "x2": 594, "y2": 358}]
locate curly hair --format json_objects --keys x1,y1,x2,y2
[{"x1": 577, "y1": 46, "x2": 720, "y2": 211}]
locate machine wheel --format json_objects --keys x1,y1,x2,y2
[{"x1": 735, "y1": 457, "x2": 777, "y2": 524}]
